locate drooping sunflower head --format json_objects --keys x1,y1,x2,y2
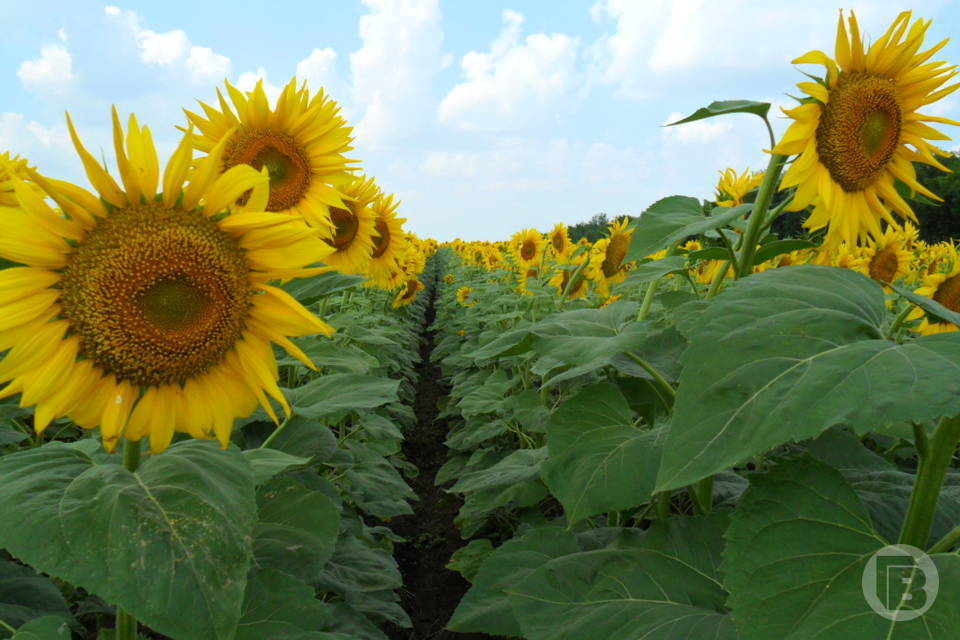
[
  {"x1": 548, "y1": 223, "x2": 572, "y2": 261},
  {"x1": 774, "y1": 10, "x2": 959, "y2": 248},
  {"x1": 0, "y1": 109, "x2": 334, "y2": 453},
  {"x1": 322, "y1": 175, "x2": 380, "y2": 275},
  {"x1": 588, "y1": 218, "x2": 634, "y2": 296},
  {"x1": 185, "y1": 77, "x2": 358, "y2": 231},
  {"x1": 393, "y1": 277, "x2": 424, "y2": 308},
  {"x1": 511, "y1": 228, "x2": 544, "y2": 269},
  {"x1": 715, "y1": 168, "x2": 764, "y2": 207},
  {"x1": 856, "y1": 225, "x2": 914, "y2": 287}
]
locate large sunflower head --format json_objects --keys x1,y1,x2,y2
[
  {"x1": 715, "y1": 168, "x2": 764, "y2": 207},
  {"x1": 185, "y1": 77, "x2": 357, "y2": 232},
  {"x1": 548, "y1": 223, "x2": 572, "y2": 262},
  {"x1": 322, "y1": 175, "x2": 379, "y2": 275},
  {"x1": 0, "y1": 109, "x2": 334, "y2": 453},
  {"x1": 774, "y1": 10, "x2": 959, "y2": 248},
  {"x1": 587, "y1": 218, "x2": 633, "y2": 296},
  {"x1": 856, "y1": 225, "x2": 915, "y2": 287},
  {"x1": 511, "y1": 228, "x2": 544, "y2": 269},
  {"x1": 365, "y1": 192, "x2": 408, "y2": 289},
  {"x1": 909, "y1": 243, "x2": 960, "y2": 334}
]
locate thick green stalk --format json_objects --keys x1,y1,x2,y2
[
  {"x1": 706, "y1": 260, "x2": 731, "y2": 299},
  {"x1": 637, "y1": 245, "x2": 679, "y2": 321},
  {"x1": 886, "y1": 303, "x2": 915, "y2": 340},
  {"x1": 928, "y1": 523, "x2": 960, "y2": 554},
  {"x1": 735, "y1": 153, "x2": 787, "y2": 278},
  {"x1": 260, "y1": 414, "x2": 293, "y2": 449},
  {"x1": 899, "y1": 415, "x2": 960, "y2": 548},
  {"x1": 116, "y1": 439, "x2": 142, "y2": 640},
  {"x1": 625, "y1": 352, "x2": 675, "y2": 406}
]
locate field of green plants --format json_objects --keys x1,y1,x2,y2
[{"x1": 2, "y1": 8, "x2": 960, "y2": 640}]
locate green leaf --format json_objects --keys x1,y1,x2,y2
[
  {"x1": 752, "y1": 239, "x2": 816, "y2": 265},
  {"x1": 0, "y1": 560, "x2": 72, "y2": 633},
  {"x1": 626, "y1": 197, "x2": 751, "y2": 262},
  {"x1": 0, "y1": 440, "x2": 257, "y2": 640},
  {"x1": 508, "y1": 517, "x2": 735, "y2": 640},
  {"x1": 448, "y1": 528, "x2": 579, "y2": 636},
  {"x1": 288, "y1": 374, "x2": 399, "y2": 420},
  {"x1": 657, "y1": 265, "x2": 960, "y2": 491},
  {"x1": 541, "y1": 383, "x2": 664, "y2": 524},
  {"x1": 724, "y1": 457, "x2": 960, "y2": 639},
  {"x1": 236, "y1": 569, "x2": 332, "y2": 640},
  {"x1": 10, "y1": 616, "x2": 71, "y2": 640},
  {"x1": 666, "y1": 99, "x2": 771, "y2": 126},
  {"x1": 254, "y1": 477, "x2": 340, "y2": 582},
  {"x1": 282, "y1": 271, "x2": 365, "y2": 305},
  {"x1": 622, "y1": 255, "x2": 688, "y2": 286},
  {"x1": 449, "y1": 448, "x2": 547, "y2": 494},
  {"x1": 446, "y1": 539, "x2": 495, "y2": 583},
  {"x1": 263, "y1": 416, "x2": 338, "y2": 463},
  {"x1": 243, "y1": 448, "x2": 311, "y2": 485},
  {"x1": 276, "y1": 338, "x2": 378, "y2": 373},
  {"x1": 890, "y1": 282, "x2": 960, "y2": 328},
  {"x1": 337, "y1": 443, "x2": 415, "y2": 518}
]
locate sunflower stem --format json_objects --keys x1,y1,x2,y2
[
  {"x1": 735, "y1": 153, "x2": 787, "y2": 278},
  {"x1": 260, "y1": 414, "x2": 293, "y2": 449},
  {"x1": 637, "y1": 245, "x2": 679, "y2": 321},
  {"x1": 0, "y1": 618, "x2": 17, "y2": 634},
  {"x1": 625, "y1": 352, "x2": 675, "y2": 407},
  {"x1": 886, "y1": 302, "x2": 915, "y2": 340},
  {"x1": 116, "y1": 438, "x2": 142, "y2": 640},
  {"x1": 655, "y1": 491, "x2": 672, "y2": 519},
  {"x1": 899, "y1": 414, "x2": 960, "y2": 549},
  {"x1": 560, "y1": 259, "x2": 589, "y2": 302},
  {"x1": 929, "y1": 523, "x2": 960, "y2": 554}
]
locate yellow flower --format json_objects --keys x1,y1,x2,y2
[
  {"x1": 511, "y1": 228, "x2": 544, "y2": 269},
  {"x1": 774, "y1": 10, "x2": 959, "y2": 248},
  {"x1": 548, "y1": 252, "x2": 589, "y2": 299},
  {"x1": 856, "y1": 225, "x2": 914, "y2": 287},
  {"x1": 715, "y1": 168, "x2": 763, "y2": 207},
  {"x1": 456, "y1": 286, "x2": 476, "y2": 307},
  {"x1": 548, "y1": 223, "x2": 573, "y2": 262},
  {"x1": 0, "y1": 109, "x2": 334, "y2": 453},
  {"x1": 184, "y1": 78, "x2": 357, "y2": 232},
  {"x1": 909, "y1": 244, "x2": 960, "y2": 334},
  {"x1": 599, "y1": 294, "x2": 621, "y2": 308},
  {"x1": 322, "y1": 175, "x2": 379, "y2": 275},
  {"x1": 393, "y1": 277, "x2": 424, "y2": 308},
  {"x1": 587, "y1": 219, "x2": 633, "y2": 296},
  {"x1": 365, "y1": 192, "x2": 408, "y2": 289},
  {"x1": 444, "y1": 274, "x2": 455, "y2": 285}
]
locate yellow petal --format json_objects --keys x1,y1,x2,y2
[{"x1": 66, "y1": 111, "x2": 126, "y2": 207}]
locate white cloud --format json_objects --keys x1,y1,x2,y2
[
  {"x1": 105, "y1": 6, "x2": 230, "y2": 84},
  {"x1": 350, "y1": 0, "x2": 445, "y2": 147},
  {"x1": 438, "y1": 10, "x2": 579, "y2": 132},
  {"x1": 660, "y1": 111, "x2": 732, "y2": 144},
  {"x1": 296, "y1": 48, "x2": 339, "y2": 92},
  {"x1": 186, "y1": 46, "x2": 230, "y2": 83},
  {"x1": 0, "y1": 113, "x2": 70, "y2": 154},
  {"x1": 17, "y1": 43, "x2": 75, "y2": 94},
  {"x1": 422, "y1": 151, "x2": 480, "y2": 178},
  {"x1": 236, "y1": 67, "x2": 282, "y2": 104}
]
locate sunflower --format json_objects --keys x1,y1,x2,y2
[
  {"x1": 184, "y1": 78, "x2": 356, "y2": 232},
  {"x1": 393, "y1": 277, "x2": 423, "y2": 308},
  {"x1": 444, "y1": 274, "x2": 455, "y2": 285},
  {"x1": 365, "y1": 192, "x2": 408, "y2": 289},
  {"x1": 588, "y1": 218, "x2": 633, "y2": 296},
  {"x1": 456, "y1": 286, "x2": 476, "y2": 307},
  {"x1": 599, "y1": 294, "x2": 622, "y2": 308},
  {"x1": 322, "y1": 175, "x2": 379, "y2": 275},
  {"x1": 774, "y1": 11, "x2": 959, "y2": 248},
  {"x1": 511, "y1": 228, "x2": 544, "y2": 269},
  {"x1": 715, "y1": 168, "x2": 764, "y2": 207},
  {"x1": 548, "y1": 223, "x2": 572, "y2": 262},
  {"x1": 548, "y1": 253, "x2": 589, "y2": 299},
  {"x1": 0, "y1": 153, "x2": 38, "y2": 206},
  {"x1": 909, "y1": 244, "x2": 960, "y2": 334},
  {"x1": 856, "y1": 225, "x2": 914, "y2": 286},
  {"x1": 0, "y1": 110, "x2": 334, "y2": 453}
]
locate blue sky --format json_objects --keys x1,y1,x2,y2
[{"x1": 2, "y1": 0, "x2": 958, "y2": 241}]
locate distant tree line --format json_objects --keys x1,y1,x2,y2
[{"x1": 568, "y1": 213, "x2": 633, "y2": 243}]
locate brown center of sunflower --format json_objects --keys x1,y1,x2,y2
[
  {"x1": 401, "y1": 279, "x2": 419, "y2": 300},
  {"x1": 551, "y1": 232, "x2": 565, "y2": 253},
  {"x1": 223, "y1": 127, "x2": 311, "y2": 212},
  {"x1": 868, "y1": 246, "x2": 900, "y2": 283},
  {"x1": 525, "y1": 268, "x2": 538, "y2": 279},
  {"x1": 325, "y1": 206, "x2": 359, "y2": 250},
  {"x1": 601, "y1": 234, "x2": 630, "y2": 278},
  {"x1": 520, "y1": 239, "x2": 537, "y2": 262},
  {"x1": 815, "y1": 72, "x2": 902, "y2": 192},
  {"x1": 933, "y1": 275, "x2": 960, "y2": 312},
  {"x1": 59, "y1": 204, "x2": 251, "y2": 387},
  {"x1": 371, "y1": 218, "x2": 390, "y2": 258}
]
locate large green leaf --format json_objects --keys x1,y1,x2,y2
[
  {"x1": 622, "y1": 255, "x2": 688, "y2": 286},
  {"x1": 508, "y1": 516, "x2": 735, "y2": 639},
  {"x1": 448, "y1": 528, "x2": 579, "y2": 636},
  {"x1": 657, "y1": 265, "x2": 960, "y2": 490},
  {"x1": 541, "y1": 383, "x2": 663, "y2": 523},
  {"x1": 626, "y1": 196, "x2": 750, "y2": 262},
  {"x1": 287, "y1": 374, "x2": 399, "y2": 420},
  {"x1": 242, "y1": 448, "x2": 311, "y2": 485},
  {"x1": 254, "y1": 477, "x2": 340, "y2": 582},
  {"x1": 890, "y1": 282, "x2": 960, "y2": 328},
  {"x1": 282, "y1": 271, "x2": 365, "y2": 304},
  {"x1": 0, "y1": 441, "x2": 256, "y2": 640},
  {"x1": 724, "y1": 457, "x2": 960, "y2": 639},
  {"x1": 236, "y1": 569, "x2": 331, "y2": 640},
  {"x1": 10, "y1": 616, "x2": 71, "y2": 640},
  {"x1": 0, "y1": 560, "x2": 72, "y2": 633},
  {"x1": 276, "y1": 338, "x2": 378, "y2": 374},
  {"x1": 263, "y1": 416, "x2": 338, "y2": 463},
  {"x1": 449, "y1": 448, "x2": 547, "y2": 494},
  {"x1": 336, "y1": 443, "x2": 415, "y2": 518}
]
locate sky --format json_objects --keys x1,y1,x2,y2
[{"x1": 1, "y1": 0, "x2": 958, "y2": 241}]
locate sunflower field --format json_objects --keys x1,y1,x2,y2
[{"x1": 2, "y1": 8, "x2": 960, "y2": 640}]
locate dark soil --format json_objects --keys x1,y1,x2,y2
[{"x1": 384, "y1": 278, "x2": 492, "y2": 640}]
